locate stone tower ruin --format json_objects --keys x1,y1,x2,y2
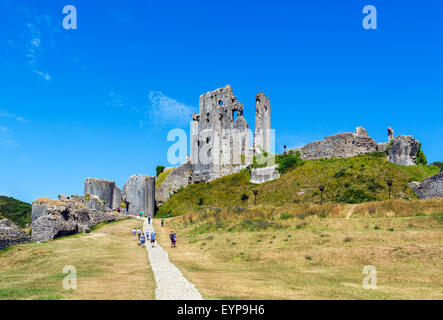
[
  {"x1": 253, "y1": 92, "x2": 271, "y2": 154},
  {"x1": 190, "y1": 85, "x2": 251, "y2": 182}
]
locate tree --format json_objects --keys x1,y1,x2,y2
[
  {"x1": 156, "y1": 166, "x2": 166, "y2": 177},
  {"x1": 432, "y1": 162, "x2": 443, "y2": 171},
  {"x1": 415, "y1": 145, "x2": 427, "y2": 165}
]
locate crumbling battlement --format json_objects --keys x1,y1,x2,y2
[
  {"x1": 190, "y1": 85, "x2": 252, "y2": 183},
  {"x1": 84, "y1": 178, "x2": 122, "y2": 210}
]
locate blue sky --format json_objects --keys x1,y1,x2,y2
[{"x1": 0, "y1": 0, "x2": 442, "y2": 203}]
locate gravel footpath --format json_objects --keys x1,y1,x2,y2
[{"x1": 142, "y1": 218, "x2": 203, "y2": 300}]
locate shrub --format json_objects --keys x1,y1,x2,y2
[
  {"x1": 84, "y1": 193, "x2": 91, "y2": 202},
  {"x1": 388, "y1": 227, "x2": 394, "y2": 232},
  {"x1": 85, "y1": 228, "x2": 91, "y2": 234},
  {"x1": 276, "y1": 150, "x2": 304, "y2": 174},
  {"x1": 279, "y1": 212, "x2": 292, "y2": 220},
  {"x1": 432, "y1": 161, "x2": 443, "y2": 171},
  {"x1": 415, "y1": 147, "x2": 427, "y2": 165},
  {"x1": 156, "y1": 166, "x2": 166, "y2": 177},
  {"x1": 197, "y1": 197, "x2": 204, "y2": 206},
  {"x1": 240, "y1": 193, "x2": 249, "y2": 201},
  {"x1": 338, "y1": 189, "x2": 376, "y2": 204},
  {"x1": 305, "y1": 255, "x2": 313, "y2": 261},
  {"x1": 344, "y1": 236, "x2": 351, "y2": 242},
  {"x1": 374, "y1": 225, "x2": 380, "y2": 230},
  {"x1": 333, "y1": 168, "x2": 349, "y2": 178}
]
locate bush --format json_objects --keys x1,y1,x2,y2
[
  {"x1": 338, "y1": 189, "x2": 376, "y2": 204},
  {"x1": 279, "y1": 212, "x2": 292, "y2": 220},
  {"x1": 415, "y1": 146, "x2": 427, "y2": 165},
  {"x1": 276, "y1": 150, "x2": 304, "y2": 174},
  {"x1": 240, "y1": 193, "x2": 249, "y2": 201},
  {"x1": 333, "y1": 168, "x2": 349, "y2": 178},
  {"x1": 344, "y1": 236, "x2": 351, "y2": 242},
  {"x1": 156, "y1": 166, "x2": 166, "y2": 177},
  {"x1": 197, "y1": 197, "x2": 204, "y2": 206},
  {"x1": 432, "y1": 161, "x2": 443, "y2": 171}
]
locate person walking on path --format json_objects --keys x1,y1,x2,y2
[
  {"x1": 137, "y1": 228, "x2": 142, "y2": 240},
  {"x1": 148, "y1": 214, "x2": 151, "y2": 224},
  {"x1": 150, "y1": 230, "x2": 156, "y2": 247},
  {"x1": 132, "y1": 228, "x2": 136, "y2": 241},
  {"x1": 161, "y1": 218, "x2": 164, "y2": 227},
  {"x1": 169, "y1": 231, "x2": 174, "y2": 248},
  {"x1": 172, "y1": 233, "x2": 177, "y2": 248},
  {"x1": 139, "y1": 233, "x2": 146, "y2": 247}
]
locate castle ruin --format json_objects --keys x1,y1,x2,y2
[{"x1": 156, "y1": 85, "x2": 273, "y2": 204}]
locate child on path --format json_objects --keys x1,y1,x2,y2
[
  {"x1": 169, "y1": 231, "x2": 174, "y2": 247},
  {"x1": 150, "y1": 231, "x2": 156, "y2": 247},
  {"x1": 139, "y1": 233, "x2": 146, "y2": 247},
  {"x1": 137, "y1": 228, "x2": 142, "y2": 240},
  {"x1": 132, "y1": 228, "x2": 136, "y2": 240},
  {"x1": 172, "y1": 233, "x2": 177, "y2": 248}
]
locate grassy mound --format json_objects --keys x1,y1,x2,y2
[
  {"x1": 0, "y1": 196, "x2": 31, "y2": 228},
  {"x1": 157, "y1": 155, "x2": 439, "y2": 217},
  {"x1": 155, "y1": 167, "x2": 174, "y2": 189},
  {"x1": 0, "y1": 219, "x2": 155, "y2": 300},
  {"x1": 154, "y1": 208, "x2": 443, "y2": 299}
]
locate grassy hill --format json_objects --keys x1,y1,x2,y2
[
  {"x1": 0, "y1": 196, "x2": 31, "y2": 228},
  {"x1": 154, "y1": 206, "x2": 443, "y2": 299},
  {"x1": 157, "y1": 154, "x2": 439, "y2": 217},
  {"x1": 0, "y1": 219, "x2": 155, "y2": 300}
]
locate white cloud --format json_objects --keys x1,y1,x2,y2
[
  {"x1": 107, "y1": 90, "x2": 195, "y2": 127},
  {"x1": 1, "y1": 5, "x2": 54, "y2": 81},
  {"x1": 107, "y1": 90, "x2": 124, "y2": 108},
  {"x1": 144, "y1": 91, "x2": 194, "y2": 126},
  {"x1": 0, "y1": 110, "x2": 29, "y2": 123},
  {"x1": 0, "y1": 126, "x2": 17, "y2": 148}
]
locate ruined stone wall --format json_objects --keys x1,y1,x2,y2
[
  {"x1": 156, "y1": 161, "x2": 192, "y2": 206},
  {"x1": 250, "y1": 165, "x2": 280, "y2": 184},
  {"x1": 31, "y1": 200, "x2": 121, "y2": 242},
  {"x1": 0, "y1": 219, "x2": 30, "y2": 250},
  {"x1": 122, "y1": 175, "x2": 155, "y2": 216},
  {"x1": 253, "y1": 92, "x2": 271, "y2": 154},
  {"x1": 84, "y1": 178, "x2": 122, "y2": 210},
  {"x1": 295, "y1": 127, "x2": 379, "y2": 160},
  {"x1": 387, "y1": 135, "x2": 420, "y2": 166},
  {"x1": 409, "y1": 173, "x2": 443, "y2": 199},
  {"x1": 191, "y1": 85, "x2": 250, "y2": 183}
]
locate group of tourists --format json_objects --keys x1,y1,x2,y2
[
  {"x1": 132, "y1": 227, "x2": 156, "y2": 247},
  {"x1": 131, "y1": 212, "x2": 171, "y2": 248}
]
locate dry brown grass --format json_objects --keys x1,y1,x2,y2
[
  {"x1": 154, "y1": 205, "x2": 443, "y2": 300},
  {"x1": 32, "y1": 197, "x2": 65, "y2": 206},
  {"x1": 0, "y1": 219, "x2": 155, "y2": 300}
]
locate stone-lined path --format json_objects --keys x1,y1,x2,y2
[{"x1": 141, "y1": 218, "x2": 203, "y2": 300}]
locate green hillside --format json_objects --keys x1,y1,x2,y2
[
  {"x1": 0, "y1": 196, "x2": 32, "y2": 228},
  {"x1": 157, "y1": 154, "x2": 439, "y2": 217}
]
